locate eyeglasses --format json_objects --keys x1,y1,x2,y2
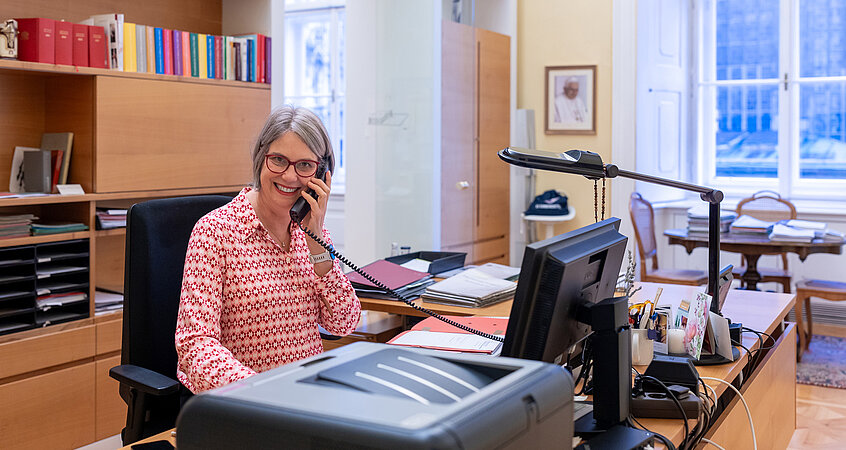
[{"x1": 264, "y1": 154, "x2": 320, "y2": 177}]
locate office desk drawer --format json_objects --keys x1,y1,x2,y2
[{"x1": 0, "y1": 323, "x2": 95, "y2": 379}]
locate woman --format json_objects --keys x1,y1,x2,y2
[{"x1": 175, "y1": 106, "x2": 361, "y2": 393}]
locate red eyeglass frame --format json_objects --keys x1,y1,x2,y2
[{"x1": 264, "y1": 154, "x2": 320, "y2": 177}]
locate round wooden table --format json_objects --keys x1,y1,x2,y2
[{"x1": 664, "y1": 229, "x2": 846, "y2": 291}]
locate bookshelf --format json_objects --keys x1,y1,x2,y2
[{"x1": 0, "y1": 2, "x2": 270, "y2": 447}]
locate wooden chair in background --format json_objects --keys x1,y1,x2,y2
[
  {"x1": 794, "y1": 279, "x2": 846, "y2": 361},
  {"x1": 629, "y1": 192, "x2": 709, "y2": 286},
  {"x1": 734, "y1": 190, "x2": 796, "y2": 293}
]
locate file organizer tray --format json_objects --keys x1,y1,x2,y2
[{"x1": 385, "y1": 251, "x2": 466, "y2": 275}]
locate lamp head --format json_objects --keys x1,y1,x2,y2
[{"x1": 498, "y1": 147, "x2": 607, "y2": 179}]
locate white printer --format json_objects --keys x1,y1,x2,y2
[{"x1": 176, "y1": 342, "x2": 574, "y2": 449}]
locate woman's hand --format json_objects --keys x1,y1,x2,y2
[{"x1": 301, "y1": 170, "x2": 331, "y2": 237}]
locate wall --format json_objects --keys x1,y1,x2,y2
[{"x1": 517, "y1": 1, "x2": 615, "y2": 235}]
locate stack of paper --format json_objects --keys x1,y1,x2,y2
[
  {"x1": 95, "y1": 290, "x2": 124, "y2": 314},
  {"x1": 346, "y1": 260, "x2": 434, "y2": 300},
  {"x1": 31, "y1": 222, "x2": 88, "y2": 235},
  {"x1": 686, "y1": 206, "x2": 737, "y2": 235},
  {"x1": 729, "y1": 215, "x2": 773, "y2": 235},
  {"x1": 36, "y1": 291, "x2": 88, "y2": 309},
  {"x1": 0, "y1": 213, "x2": 37, "y2": 239},
  {"x1": 768, "y1": 223, "x2": 816, "y2": 242},
  {"x1": 95, "y1": 208, "x2": 127, "y2": 229},
  {"x1": 776, "y1": 219, "x2": 844, "y2": 242},
  {"x1": 421, "y1": 268, "x2": 517, "y2": 307}
]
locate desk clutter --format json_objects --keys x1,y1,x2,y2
[
  {"x1": 347, "y1": 250, "x2": 520, "y2": 308},
  {"x1": 730, "y1": 215, "x2": 844, "y2": 242},
  {"x1": 387, "y1": 315, "x2": 506, "y2": 355},
  {"x1": 686, "y1": 205, "x2": 737, "y2": 235}
]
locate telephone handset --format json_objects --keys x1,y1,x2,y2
[{"x1": 289, "y1": 164, "x2": 327, "y2": 225}]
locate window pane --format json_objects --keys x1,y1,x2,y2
[
  {"x1": 285, "y1": 11, "x2": 332, "y2": 96},
  {"x1": 715, "y1": 85, "x2": 779, "y2": 178},
  {"x1": 800, "y1": 0, "x2": 846, "y2": 78},
  {"x1": 799, "y1": 83, "x2": 846, "y2": 179},
  {"x1": 337, "y1": 11, "x2": 345, "y2": 94},
  {"x1": 715, "y1": 0, "x2": 779, "y2": 80}
]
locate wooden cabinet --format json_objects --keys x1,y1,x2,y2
[
  {"x1": 441, "y1": 21, "x2": 510, "y2": 264},
  {"x1": 0, "y1": 3, "x2": 271, "y2": 448}
]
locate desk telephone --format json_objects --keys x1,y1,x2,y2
[{"x1": 288, "y1": 160, "x2": 501, "y2": 342}]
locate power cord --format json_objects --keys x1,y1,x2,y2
[
  {"x1": 299, "y1": 223, "x2": 505, "y2": 342},
  {"x1": 634, "y1": 375, "x2": 691, "y2": 449},
  {"x1": 626, "y1": 416, "x2": 677, "y2": 450},
  {"x1": 701, "y1": 438, "x2": 726, "y2": 450},
  {"x1": 701, "y1": 376, "x2": 757, "y2": 450}
]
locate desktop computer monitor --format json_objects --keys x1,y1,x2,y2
[{"x1": 501, "y1": 218, "x2": 628, "y2": 365}]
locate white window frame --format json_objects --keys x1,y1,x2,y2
[
  {"x1": 284, "y1": 0, "x2": 346, "y2": 192},
  {"x1": 696, "y1": 0, "x2": 846, "y2": 201}
]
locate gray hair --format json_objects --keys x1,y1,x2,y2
[{"x1": 250, "y1": 105, "x2": 335, "y2": 190}]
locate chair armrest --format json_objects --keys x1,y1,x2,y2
[
  {"x1": 320, "y1": 332, "x2": 342, "y2": 341},
  {"x1": 110, "y1": 364, "x2": 180, "y2": 396}
]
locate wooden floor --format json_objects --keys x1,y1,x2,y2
[{"x1": 788, "y1": 323, "x2": 846, "y2": 449}]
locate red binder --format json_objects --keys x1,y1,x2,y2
[
  {"x1": 72, "y1": 23, "x2": 88, "y2": 67},
  {"x1": 88, "y1": 25, "x2": 108, "y2": 68},
  {"x1": 16, "y1": 18, "x2": 56, "y2": 64},
  {"x1": 54, "y1": 21, "x2": 73, "y2": 65}
]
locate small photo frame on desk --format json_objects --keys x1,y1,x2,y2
[{"x1": 545, "y1": 65, "x2": 597, "y2": 135}]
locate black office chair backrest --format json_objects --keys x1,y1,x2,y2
[{"x1": 122, "y1": 195, "x2": 232, "y2": 378}]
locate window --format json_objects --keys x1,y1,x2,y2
[
  {"x1": 284, "y1": 0, "x2": 346, "y2": 190},
  {"x1": 698, "y1": 0, "x2": 846, "y2": 199}
]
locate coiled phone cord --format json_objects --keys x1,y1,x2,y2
[{"x1": 299, "y1": 223, "x2": 506, "y2": 342}]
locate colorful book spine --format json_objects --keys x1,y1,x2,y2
[
  {"x1": 228, "y1": 38, "x2": 236, "y2": 80},
  {"x1": 162, "y1": 28, "x2": 173, "y2": 75},
  {"x1": 247, "y1": 38, "x2": 254, "y2": 82},
  {"x1": 189, "y1": 33, "x2": 199, "y2": 77},
  {"x1": 214, "y1": 35, "x2": 223, "y2": 80},
  {"x1": 256, "y1": 34, "x2": 265, "y2": 83},
  {"x1": 265, "y1": 36, "x2": 271, "y2": 84},
  {"x1": 55, "y1": 21, "x2": 73, "y2": 65},
  {"x1": 88, "y1": 25, "x2": 108, "y2": 68},
  {"x1": 136, "y1": 24, "x2": 146, "y2": 73},
  {"x1": 123, "y1": 22, "x2": 136, "y2": 72},
  {"x1": 233, "y1": 41, "x2": 241, "y2": 81},
  {"x1": 154, "y1": 27, "x2": 164, "y2": 74},
  {"x1": 146, "y1": 26, "x2": 155, "y2": 74},
  {"x1": 172, "y1": 30, "x2": 183, "y2": 76},
  {"x1": 198, "y1": 34, "x2": 208, "y2": 78},
  {"x1": 181, "y1": 31, "x2": 190, "y2": 77},
  {"x1": 72, "y1": 24, "x2": 88, "y2": 67},
  {"x1": 205, "y1": 35, "x2": 214, "y2": 79},
  {"x1": 16, "y1": 18, "x2": 56, "y2": 64}
]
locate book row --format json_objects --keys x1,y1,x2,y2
[{"x1": 14, "y1": 15, "x2": 271, "y2": 83}]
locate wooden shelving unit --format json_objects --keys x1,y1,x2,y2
[{"x1": 0, "y1": 3, "x2": 270, "y2": 447}]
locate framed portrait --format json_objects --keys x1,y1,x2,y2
[{"x1": 545, "y1": 65, "x2": 597, "y2": 135}]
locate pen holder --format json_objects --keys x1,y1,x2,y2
[{"x1": 631, "y1": 328, "x2": 654, "y2": 366}]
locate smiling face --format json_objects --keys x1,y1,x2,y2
[{"x1": 256, "y1": 132, "x2": 321, "y2": 217}]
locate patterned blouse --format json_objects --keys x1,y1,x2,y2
[{"x1": 175, "y1": 188, "x2": 361, "y2": 393}]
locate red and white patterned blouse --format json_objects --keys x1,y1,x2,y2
[{"x1": 175, "y1": 187, "x2": 361, "y2": 393}]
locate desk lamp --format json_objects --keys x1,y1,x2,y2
[{"x1": 499, "y1": 147, "x2": 724, "y2": 315}]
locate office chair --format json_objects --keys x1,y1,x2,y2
[
  {"x1": 109, "y1": 195, "x2": 232, "y2": 445},
  {"x1": 735, "y1": 190, "x2": 796, "y2": 293},
  {"x1": 629, "y1": 192, "x2": 709, "y2": 286}
]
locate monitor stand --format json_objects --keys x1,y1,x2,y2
[{"x1": 574, "y1": 296, "x2": 631, "y2": 435}]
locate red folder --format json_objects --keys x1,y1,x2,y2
[
  {"x1": 346, "y1": 260, "x2": 429, "y2": 290},
  {"x1": 16, "y1": 18, "x2": 56, "y2": 64},
  {"x1": 256, "y1": 34, "x2": 265, "y2": 83},
  {"x1": 214, "y1": 35, "x2": 223, "y2": 79},
  {"x1": 410, "y1": 315, "x2": 508, "y2": 335},
  {"x1": 72, "y1": 24, "x2": 88, "y2": 66},
  {"x1": 88, "y1": 25, "x2": 108, "y2": 68},
  {"x1": 54, "y1": 21, "x2": 73, "y2": 65}
]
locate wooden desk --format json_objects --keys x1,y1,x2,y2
[
  {"x1": 119, "y1": 429, "x2": 175, "y2": 449},
  {"x1": 631, "y1": 283, "x2": 796, "y2": 449},
  {"x1": 133, "y1": 283, "x2": 794, "y2": 449},
  {"x1": 665, "y1": 228, "x2": 845, "y2": 290},
  {"x1": 361, "y1": 282, "x2": 796, "y2": 449}
]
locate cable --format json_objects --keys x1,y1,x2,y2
[
  {"x1": 626, "y1": 417, "x2": 677, "y2": 450},
  {"x1": 701, "y1": 438, "x2": 726, "y2": 450},
  {"x1": 299, "y1": 223, "x2": 504, "y2": 342},
  {"x1": 701, "y1": 376, "x2": 757, "y2": 450},
  {"x1": 638, "y1": 375, "x2": 690, "y2": 449}
]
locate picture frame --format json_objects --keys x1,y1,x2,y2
[{"x1": 545, "y1": 65, "x2": 597, "y2": 135}]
